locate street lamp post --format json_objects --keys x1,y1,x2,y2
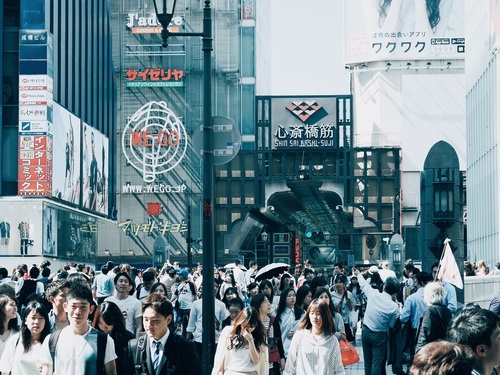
[
  {"x1": 252, "y1": 230, "x2": 268, "y2": 264},
  {"x1": 152, "y1": 1, "x2": 214, "y2": 372}
]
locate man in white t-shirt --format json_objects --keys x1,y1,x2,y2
[
  {"x1": 186, "y1": 280, "x2": 228, "y2": 362},
  {"x1": 38, "y1": 283, "x2": 117, "y2": 375},
  {"x1": 232, "y1": 260, "x2": 246, "y2": 291},
  {"x1": 105, "y1": 272, "x2": 143, "y2": 337}
]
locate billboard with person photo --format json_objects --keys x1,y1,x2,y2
[
  {"x1": 52, "y1": 102, "x2": 81, "y2": 205},
  {"x1": 345, "y1": 0, "x2": 465, "y2": 63},
  {"x1": 82, "y1": 123, "x2": 109, "y2": 215}
]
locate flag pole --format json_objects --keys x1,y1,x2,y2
[{"x1": 434, "y1": 238, "x2": 450, "y2": 281}]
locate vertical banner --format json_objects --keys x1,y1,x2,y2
[{"x1": 18, "y1": 30, "x2": 54, "y2": 196}]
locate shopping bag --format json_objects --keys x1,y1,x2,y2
[{"x1": 339, "y1": 336, "x2": 360, "y2": 366}]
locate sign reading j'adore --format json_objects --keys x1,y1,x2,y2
[{"x1": 122, "y1": 101, "x2": 187, "y2": 183}]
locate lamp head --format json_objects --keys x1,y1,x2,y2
[{"x1": 152, "y1": 0, "x2": 178, "y2": 47}]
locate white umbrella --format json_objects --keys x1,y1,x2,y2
[{"x1": 224, "y1": 263, "x2": 247, "y2": 271}]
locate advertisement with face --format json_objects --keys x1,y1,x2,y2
[
  {"x1": 43, "y1": 206, "x2": 57, "y2": 256},
  {"x1": 306, "y1": 246, "x2": 338, "y2": 266},
  {"x1": 52, "y1": 102, "x2": 81, "y2": 205},
  {"x1": 490, "y1": 0, "x2": 500, "y2": 52},
  {"x1": 82, "y1": 123, "x2": 109, "y2": 215},
  {"x1": 345, "y1": 0, "x2": 465, "y2": 63}
]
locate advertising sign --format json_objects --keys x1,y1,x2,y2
[
  {"x1": 58, "y1": 210, "x2": 97, "y2": 261},
  {"x1": 306, "y1": 245, "x2": 338, "y2": 265},
  {"x1": 126, "y1": 13, "x2": 182, "y2": 34},
  {"x1": 122, "y1": 101, "x2": 188, "y2": 183},
  {"x1": 43, "y1": 206, "x2": 57, "y2": 256},
  {"x1": 345, "y1": 0, "x2": 465, "y2": 63},
  {"x1": 82, "y1": 124, "x2": 109, "y2": 215},
  {"x1": 18, "y1": 134, "x2": 53, "y2": 196},
  {"x1": 125, "y1": 68, "x2": 184, "y2": 87},
  {"x1": 271, "y1": 97, "x2": 338, "y2": 149},
  {"x1": 52, "y1": 103, "x2": 82, "y2": 205},
  {"x1": 241, "y1": 0, "x2": 254, "y2": 20},
  {"x1": 490, "y1": 0, "x2": 500, "y2": 53}
]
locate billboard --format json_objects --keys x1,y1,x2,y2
[
  {"x1": 43, "y1": 206, "x2": 57, "y2": 256},
  {"x1": 345, "y1": 0, "x2": 465, "y2": 63},
  {"x1": 271, "y1": 97, "x2": 338, "y2": 150},
  {"x1": 82, "y1": 124, "x2": 109, "y2": 215},
  {"x1": 52, "y1": 103, "x2": 81, "y2": 205},
  {"x1": 490, "y1": 0, "x2": 500, "y2": 52}
]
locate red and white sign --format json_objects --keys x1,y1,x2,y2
[{"x1": 241, "y1": 0, "x2": 254, "y2": 20}]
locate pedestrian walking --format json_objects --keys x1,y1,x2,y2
[
  {"x1": 37, "y1": 282, "x2": 117, "y2": 375},
  {"x1": 124, "y1": 293, "x2": 203, "y2": 375},
  {"x1": 415, "y1": 282, "x2": 452, "y2": 353},
  {"x1": 283, "y1": 299, "x2": 345, "y2": 375},
  {"x1": 251, "y1": 293, "x2": 285, "y2": 374},
  {"x1": 0, "y1": 293, "x2": 19, "y2": 359},
  {"x1": 352, "y1": 267, "x2": 400, "y2": 375},
  {"x1": 0, "y1": 301, "x2": 50, "y2": 374},
  {"x1": 212, "y1": 307, "x2": 268, "y2": 375}
]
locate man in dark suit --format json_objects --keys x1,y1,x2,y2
[{"x1": 124, "y1": 293, "x2": 204, "y2": 375}]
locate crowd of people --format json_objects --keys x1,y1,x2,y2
[{"x1": 0, "y1": 258, "x2": 498, "y2": 374}]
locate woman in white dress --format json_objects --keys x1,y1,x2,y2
[
  {"x1": 0, "y1": 294, "x2": 18, "y2": 360},
  {"x1": 0, "y1": 300, "x2": 50, "y2": 374},
  {"x1": 212, "y1": 307, "x2": 268, "y2": 375},
  {"x1": 284, "y1": 299, "x2": 345, "y2": 375}
]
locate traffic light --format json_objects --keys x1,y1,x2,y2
[{"x1": 305, "y1": 230, "x2": 326, "y2": 241}]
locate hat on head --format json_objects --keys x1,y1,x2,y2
[
  {"x1": 369, "y1": 265, "x2": 379, "y2": 274},
  {"x1": 177, "y1": 269, "x2": 189, "y2": 279},
  {"x1": 142, "y1": 271, "x2": 155, "y2": 282}
]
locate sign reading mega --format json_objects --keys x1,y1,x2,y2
[
  {"x1": 345, "y1": 0, "x2": 465, "y2": 63},
  {"x1": 271, "y1": 97, "x2": 338, "y2": 149}
]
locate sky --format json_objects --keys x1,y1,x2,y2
[{"x1": 256, "y1": 0, "x2": 350, "y2": 96}]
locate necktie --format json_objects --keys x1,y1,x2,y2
[{"x1": 152, "y1": 340, "x2": 162, "y2": 372}]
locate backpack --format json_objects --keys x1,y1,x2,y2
[
  {"x1": 49, "y1": 328, "x2": 107, "y2": 374},
  {"x1": 16, "y1": 279, "x2": 37, "y2": 307}
]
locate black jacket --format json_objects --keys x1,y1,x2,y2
[
  {"x1": 123, "y1": 332, "x2": 204, "y2": 375},
  {"x1": 415, "y1": 304, "x2": 452, "y2": 353}
]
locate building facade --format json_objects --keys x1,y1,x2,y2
[
  {"x1": 466, "y1": 0, "x2": 500, "y2": 267},
  {"x1": 0, "y1": 0, "x2": 116, "y2": 270}
]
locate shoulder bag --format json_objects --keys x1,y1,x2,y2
[{"x1": 267, "y1": 316, "x2": 280, "y2": 363}]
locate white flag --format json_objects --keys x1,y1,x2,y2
[{"x1": 437, "y1": 238, "x2": 463, "y2": 289}]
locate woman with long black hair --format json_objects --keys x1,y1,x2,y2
[
  {"x1": 0, "y1": 301, "x2": 49, "y2": 374},
  {"x1": 275, "y1": 287, "x2": 304, "y2": 359},
  {"x1": 94, "y1": 300, "x2": 134, "y2": 373}
]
